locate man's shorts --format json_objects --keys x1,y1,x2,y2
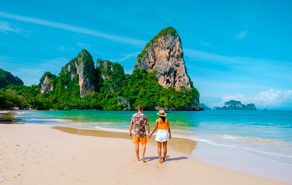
[{"x1": 133, "y1": 136, "x2": 147, "y2": 145}]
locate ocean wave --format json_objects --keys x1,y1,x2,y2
[
  {"x1": 23, "y1": 118, "x2": 70, "y2": 122},
  {"x1": 218, "y1": 134, "x2": 292, "y2": 145}
]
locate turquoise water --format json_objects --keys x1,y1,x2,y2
[{"x1": 15, "y1": 110, "x2": 292, "y2": 164}]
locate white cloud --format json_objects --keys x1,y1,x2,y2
[
  {"x1": 199, "y1": 41, "x2": 211, "y2": 47},
  {"x1": 236, "y1": 31, "x2": 247, "y2": 39},
  {"x1": 57, "y1": 45, "x2": 75, "y2": 51},
  {"x1": 0, "y1": 20, "x2": 23, "y2": 34},
  {"x1": 76, "y1": 42, "x2": 91, "y2": 50},
  {"x1": 214, "y1": 89, "x2": 292, "y2": 109},
  {"x1": 111, "y1": 52, "x2": 140, "y2": 62},
  {"x1": 0, "y1": 11, "x2": 146, "y2": 47},
  {"x1": 256, "y1": 89, "x2": 292, "y2": 107}
]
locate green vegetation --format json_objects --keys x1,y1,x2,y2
[
  {"x1": 0, "y1": 68, "x2": 24, "y2": 89},
  {"x1": 0, "y1": 89, "x2": 28, "y2": 109},
  {"x1": 1, "y1": 48, "x2": 199, "y2": 110},
  {"x1": 214, "y1": 100, "x2": 257, "y2": 110}
]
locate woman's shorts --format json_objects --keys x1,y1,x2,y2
[{"x1": 155, "y1": 129, "x2": 169, "y2": 142}]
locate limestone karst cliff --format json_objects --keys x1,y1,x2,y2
[
  {"x1": 32, "y1": 27, "x2": 200, "y2": 110},
  {"x1": 61, "y1": 49, "x2": 95, "y2": 98},
  {"x1": 40, "y1": 72, "x2": 56, "y2": 93},
  {"x1": 134, "y1": 27, "x2": 192, "y2": 91},
  {"x1": 134, "y1": 27, "x2": 199, "y2": 110}
]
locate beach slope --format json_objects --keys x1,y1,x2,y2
[{"x1": 0, "y1": 124, "x2": 290, "y2": 185}]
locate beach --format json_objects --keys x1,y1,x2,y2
[{"x1": 1, "y1": 124, "x2": 291, "y2": 185}]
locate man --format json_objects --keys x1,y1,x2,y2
[{"x1": 129, "y1": 104, "x2": 150, "y2": 162}]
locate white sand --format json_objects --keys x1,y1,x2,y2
[{"x1": 0, "y1": 124, "x2": 291, "y2": 185}]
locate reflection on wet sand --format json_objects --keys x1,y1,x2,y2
[
  {"x1": 53, "y1": 126, "x2": 198, "y2": 154},
  {"x1": 0, "y1": 111, "x2": 22, "y2": 124}
]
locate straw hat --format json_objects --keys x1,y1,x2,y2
[{"x1": 157, "y1": 110, "x2": 167, "y2": 117}]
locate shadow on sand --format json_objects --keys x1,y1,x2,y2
[{"x1": 144, "y1": 155, "x2": 188, "y2": 162}]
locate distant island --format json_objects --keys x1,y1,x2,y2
[
  {"x1": 213, "y1": 100, "x2": 257, "y2": 110},
  {"x1": 0, "y1": 27, "x2": 200, "y2": 111},
  {"x1": 200, "y1": 103, "x2": 211, "y2": 110}
]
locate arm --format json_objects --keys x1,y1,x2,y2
[
  {"x1": 150, "y1": 120, "x2": 158, "y2": 138},
  {"x1": 146, "y1": 117, "x2": 150, "y2": 138},
  {"x1": 129, "y1": 123, "x2": 133, "y2": 137},
  {"x1": 146, "y1": 116, "x2": 150, "y2": 134},
  {"x1": 167, "y1": 119, "x2": 171, "y2": 139},
  {"x1": 129, "y1": 116, "x2": 133, "y2": 137}
]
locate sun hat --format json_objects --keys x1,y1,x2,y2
[{"x1": 157, "y1": 110, "x2": 167, "y2": 117}]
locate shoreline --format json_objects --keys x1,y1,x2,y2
[
  {"x1": 1, "y1": 124, "x2": 291, "y2": 185},
  {"x1": 54, "y1": 126, "x2": 292, "y2": 183}
]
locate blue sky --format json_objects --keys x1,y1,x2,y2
[{"x1": 1, "y1": 0, "x2": 292, "y2": 109}]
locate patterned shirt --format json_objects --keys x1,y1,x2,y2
[{"x1": 131, "y1": 113, "x2": 149, "y2": 137}]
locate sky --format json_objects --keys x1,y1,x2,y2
[{"x1": 0, "y1": 0, "x2": 292, "y2": 110}]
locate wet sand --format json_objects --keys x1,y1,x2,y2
[{"x1": 0, "y1": 124, "x2": 291, "y2": 185}]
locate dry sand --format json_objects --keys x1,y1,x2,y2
[{"x1": 0, "y1": 124, "x2": 291, "y2": 185}]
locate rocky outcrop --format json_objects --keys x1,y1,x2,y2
[
  {"x1": 214, "y1": 100, "x2": 257, "y2": 110},
  {"x1": 62, "y1": 49, "x2": 95, "y2": 98},
  {"x1": 247, "y1": 103, "x2": 257, "y2": 110},
  {"x1": 200, "y1": 103, "x2": 211, "y2": 110},
  {"x1": 40, "y1": 72, "x2": 56, "y2": 93},
  {"x1": 0, "y1": 68, "x2": 24, "y2": 88},
  {"x1": 117, "y1": 97, "x2": 131, "y2": 110},
  {"x1": 134, "y1": 27, "x2": 192, "y2": 91}
]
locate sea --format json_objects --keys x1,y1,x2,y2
[{"x1": 14, "y1": 110, "x2": 292, "y2": 166}]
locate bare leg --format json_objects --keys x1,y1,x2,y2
[
  {"x1": 141, "y1": 144, "x2": 146, "y2": 162},
  {"x1": 135, "y1": 144, "x2": 139, "y2": 161},
  {"x1": 163, "y1": 141, "x2": 167, "y2": 162},
  {"x1": 157, "y1": 142, "x2": 162, "y2": 163}
]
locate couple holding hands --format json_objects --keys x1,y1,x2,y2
[{"x1": 129, "y1": 104, "x2": 171, "y2": 163}]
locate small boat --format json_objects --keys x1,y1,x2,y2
[{"x1": 164, "y1": 110, "x2": 171, "y2": 113}]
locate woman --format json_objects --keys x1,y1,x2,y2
[{"x1": 149, "y1": 110, "x2": 171, "y2": 163}]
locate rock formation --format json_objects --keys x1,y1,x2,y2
[
  {"x1": 200, "y1": 103, "x2": 211, "y2": 110},
  {"x1": 134, "y1": 27, "x2": 192, "y2": 91},
  {"x1": 40, "y1": 72, "x2": 56, "y2": 93},
  {"x1": 117, "y1": 97, "x2": 131, "y2": 110},
  {"x1": 214, "y1": 100, "x2": 257, "y2": 110},
  {"x1": 246, "y1": 103, "x2": 257, "y2": 110},
  {"x1": 62, "y1": 49, "x2": 95, "y2": 98}
]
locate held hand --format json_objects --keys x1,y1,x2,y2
[
  {"x1": 129, "y1": 132, "x2": 132, "y2": 137},
  {"x1": 148, "y1": 133, "x2": 151, "y2": 138}
]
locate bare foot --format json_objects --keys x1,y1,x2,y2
[
  {"x1": 159, "y1": 159, "x2": 163, "y2": 163},
  {"x1": 141, "y1": 158, "x2": 146, "y2": 163},
  {"x1": 163, "y1": 158, "x2": 166, "y2": 162},
  {"x1": 136, "y1": 158, "x2": 140, "y2": 161}
]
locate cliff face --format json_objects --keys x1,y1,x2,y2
[
  {"x1": 62, "y1": 50, "x2": 95, "y2": 98},
  {"x1": 40, "y1": 72, "x2": 56, "y2": 93},
  {"x1": 134, "y1": 27, "x2": 192, "y2": 91},
  {"x1": 0, "y1": 68, "x2": 24, "y2": 88}
]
